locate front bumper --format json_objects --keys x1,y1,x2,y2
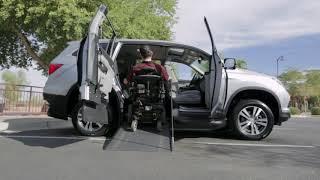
[{"x1": 279, "y1": 108, "x2": 291, "y2": 124}]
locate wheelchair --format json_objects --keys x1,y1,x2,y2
[{"x1": 126, "y1": 68, "x2": 167, "y2": 132}]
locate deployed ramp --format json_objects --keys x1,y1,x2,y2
[
  {"x1": 104, "y1": 125, "x2": 171, "y2": 152},
  {"x1": 104, "y1": 84, "x2": 175, "y2": 152}
]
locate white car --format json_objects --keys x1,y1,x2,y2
[{"x1": 44, "y1": 5, "x2": 290, "y2": 139}]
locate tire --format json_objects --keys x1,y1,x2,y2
[
  {"x1": 229, "y1": 99, "x2": 274, "y2": 140},
  {"x1": 71, "y1": 102, "x2": 111, "y2": 136}
]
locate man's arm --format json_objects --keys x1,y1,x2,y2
[
  {"x1": 157, "y1": 64, "x2": 169, "y2": 81},
  {"x1": 124, "y1": 67, "x2": 135, "y2": 85},
  {"x1": 127, "y1": 70, "x2": 133, "y2": 82}
]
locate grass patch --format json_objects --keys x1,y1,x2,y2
[
  {"x1": 311, "y1": 107, "x2": 320, "y2": 115},
  {"x1": 290, "y1": 107, "x2": 301, "y2": 115}
]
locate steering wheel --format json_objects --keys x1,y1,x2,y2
[{"x1": 189, "y1": 72, "x2": 203, "y2": 87}]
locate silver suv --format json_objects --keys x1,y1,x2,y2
[{"x1": 44, "y1": 5, "x2": 290, "y2": 140}]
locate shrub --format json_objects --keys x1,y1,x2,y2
[
  {"x1": 290, "y1": 107, "x2": 301, "y2": 115},
  {"x1": 311, "y1": 107, "x2": 320, "y2": 115}
]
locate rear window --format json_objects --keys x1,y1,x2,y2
[
  {"x1": 72, "y1": 43, "x2": 109, "y2": 57},
  {"x1": 72, "y1": 50, "x2": 78, "y2": 56}
]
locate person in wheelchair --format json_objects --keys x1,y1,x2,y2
[{"x1": 124, "y1": 46, "x2": 169, "y2": 132}]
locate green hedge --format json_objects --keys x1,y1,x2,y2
[
  {"x1": 311, "y1": 107, "x2": 320, "y2": 115},
  {"x1": 290, "y1": 107, "x2": 301, "y2": 115}
]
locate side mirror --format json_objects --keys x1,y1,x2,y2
[{"x1": 224, "y1": 58, "x2": 236, "y2": 69}]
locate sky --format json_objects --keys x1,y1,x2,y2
[
  {"x1": 1, "y1": 0, "x2": 320, "y2": 86},
  {"x1": 173, "y1": 0, "x2": 320, "y2": 75}
]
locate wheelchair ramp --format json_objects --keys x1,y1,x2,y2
[{"x1": 105, "y1": 125, "x2": 171, "y2": 152}]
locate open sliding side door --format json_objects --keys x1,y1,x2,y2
[
  {"x1": 77, "y1": 5, "x2": 120, "y2": 124},
  {"x1": 204, "y1": 17, "x2": 223, "y2": 117}
]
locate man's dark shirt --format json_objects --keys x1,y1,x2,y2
[{"x1": 127, "y1": 61, "x2": 169, "y2": 82}]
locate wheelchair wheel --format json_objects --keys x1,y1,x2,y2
[
  {"x1": 157, "y1": 110, "x2": 166, "y2": 132},
  {"x1": 131, "y1": 120, "x2": 138, "y2": 132},
  {"x1": 127, "y1": 104, "x2": 138, "y2": 132}
]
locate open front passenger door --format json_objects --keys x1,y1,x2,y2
[{"x1": 204, "y1": 17, "x2": 224, "y2": 118}]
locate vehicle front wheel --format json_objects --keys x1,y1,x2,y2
[
  {"x1": 71, "y1": 102, "x2": 111, "y2": 136},
  {"x1": 230, "y1": 99, "x2": 274, "y2": 140}
]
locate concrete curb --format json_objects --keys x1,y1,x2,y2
[
  {"x1": 0, "y1": 115, "x2": 51, "y2": 122},
  {"x1": 292, "y1": 115, "x2": 320, "y2": 118}
]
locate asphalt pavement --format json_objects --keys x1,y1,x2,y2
[{"x1": 0, "y1": 116, "x2": 319, "y2": 180}]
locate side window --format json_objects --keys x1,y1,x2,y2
[
  {"x1": 100, "y1": 43, "x2": 108, "y2": 50},
  {"x1": 166, "y1": 62, "x2": 194, "y2": 81},
  {"x1": 191, "y1": 59, "x2": 210, "y2": 74},
  {"x1": 72, "y1": 50, "x2": 78, "y2": 56},
  {"x1": 71, "y1": 42, "x2": 109, "y2": 57}
]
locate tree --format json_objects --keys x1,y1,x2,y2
[
  {"x1": 2, "y1": 70, "x2": 27, "y2": 85},
  {"x1": 279, "y1": 69, "x2": 305, "y2": 109},
  {"x1": 0, "y1": 0, "x2": 177, "y2": 73},
  {"x1": 279, "y1": 69, "x2": 306, "y2": 108},
  {"x1": 1, "y1": 70, "x2": 28, "y2": 103},
  {"x1": 305, "y1": 70, "x2": 320, "y2": 107},
  {"x1": 236, "y1": 59, "x2": 247, "y2": 69},
  {"x1": 305, "y1": 70, "x2": 320, "y2": 96},
  {"x1": 279, "y1": 69, "x2": 320, "y2": 110},
  {"x1": 279, "y1": 69, "x2": 305, "y2": 97}
]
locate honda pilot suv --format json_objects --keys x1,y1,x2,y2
[{"x1": 43, "y1": 5, "x2": 290, "y2": 140}]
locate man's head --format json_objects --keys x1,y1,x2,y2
[{"x1": 139, "y1": 46, "x2": 153, "y2": 59}]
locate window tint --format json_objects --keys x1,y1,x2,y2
[
  {"x1": 72, "y1": 50, "x2": 78, "y2": 57},
  {"x1": 100, "y1": 43, "x2": 108, "y2": 50},
  {"x1": 71, "y1": 43, "x2": 108, "y2": 57},
  {"x1": 191, "y1": 59, "x2": 210, "y2": 74},
  {"x1": 166, "y1": 62, "x2": 194, "y2": 81}
]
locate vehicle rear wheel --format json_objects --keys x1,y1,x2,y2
[
  {"x1": 71, "y1": 102, "x2": 110, "y2": 136},
  {"x1": 230, "y1": 99, "x2": 274, "y2": 140}
]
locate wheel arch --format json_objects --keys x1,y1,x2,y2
[
  {"x1": 66, "y1": 83, "x2": 80, "y2": 117},
  {"x1": 225, "y1": 87, "x2": 281, "y2": 125},
  {"x1": 108, "y1": 89, "x2": 123, "y2": 128},
  {"x1": 66, "y1": 83, "x2": 122, "y2": 126}
]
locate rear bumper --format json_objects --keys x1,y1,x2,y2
[{"x1": 43, "y1": 93, "x2": 68, "y2": 120}]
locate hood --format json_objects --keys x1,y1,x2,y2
[
  {"x1": 225, "y1": 68, "x2": 290, "y2": 110},
  {"x1": 225, "y1": 68, "x2": 287, "y2": 95},
  {"x1": 226, "y1": 69, "x2": 276, "y2": 80}
]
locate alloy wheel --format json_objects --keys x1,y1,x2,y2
[
  {"x1": 77, "y1": 107, "x2": 103, "y2": 132},
  {"x1": 237, "y1": 106, "x2": 268, "y2": 136}
]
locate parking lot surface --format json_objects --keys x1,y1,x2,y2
[{"x1": 0, "y1": 116, "x2": 319, "y2": 180}]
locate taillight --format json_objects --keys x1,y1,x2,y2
[{"x1": 48, "y1": 64, "x2": 63, "y2": 75}]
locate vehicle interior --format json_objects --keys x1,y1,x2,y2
[{"x1": 116, "y1": 44, "x2": 211, "y2": 109}]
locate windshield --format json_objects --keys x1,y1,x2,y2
[
  {"x1": 168, "y1": 47, "x2": 210, "y2": 75},
  {"x1": 190, "y1": 57, "x2": 210, "y2": 75}
]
